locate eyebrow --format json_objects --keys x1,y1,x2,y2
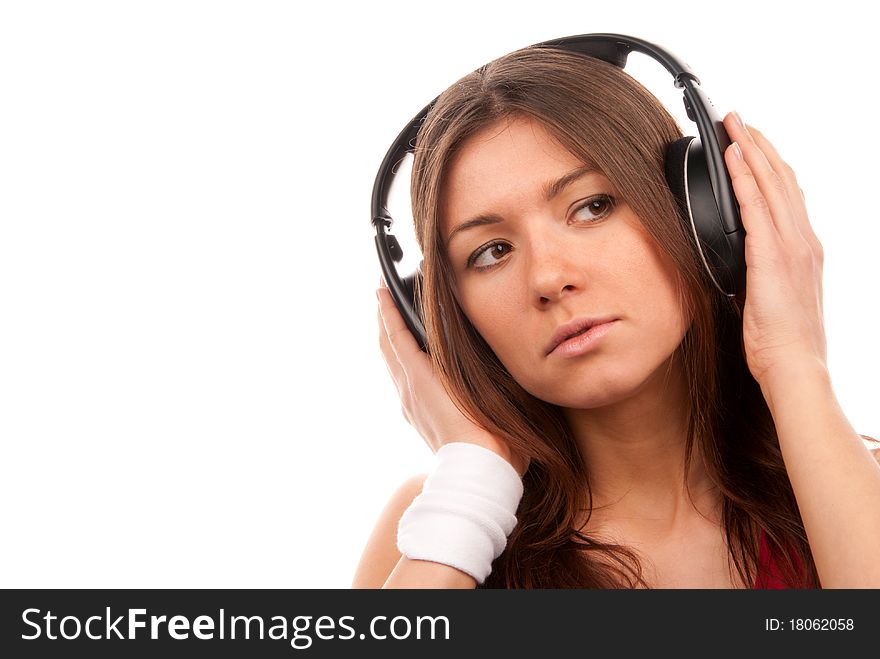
[{"x1": 445, "y1": 164, "x2": 599, "y2": 245}]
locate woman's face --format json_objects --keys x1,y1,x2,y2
[{"x1": 440, "y1": 115, "x2": 691, "y2": 409}]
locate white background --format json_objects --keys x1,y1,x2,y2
[{"x1": 1, "y1": 0, "x2": 876, "y2": 588}]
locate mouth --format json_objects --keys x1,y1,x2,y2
[{"x1": 546, "y1": 316, "x2": 619, "y2": 356}]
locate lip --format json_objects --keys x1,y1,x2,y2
[{"x1": 546, "y1": 316, "x2": 619, "y2": 357}]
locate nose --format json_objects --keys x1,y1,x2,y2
[{"x1": 526, "y1": 229, "x2": 586, "y2": 308}]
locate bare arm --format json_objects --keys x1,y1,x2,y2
[
  {"x1": 719, "y1": 117, "x2": 880, "y2": 586},
  {"x1": 761, "y1": 362, "x2": 880, "y2": 588},
  {"x1": 351, "y1": 473, "x2": 477, "y2": 589},
  {"x1": 365, "y1": 285, "x2": 526, "y2": 589},
  {"x1": 383, "y1": 557, "x2": 476, "y2": 589}
]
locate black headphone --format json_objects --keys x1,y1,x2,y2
[{"x1": 372, "y1": 33, "x2": 747, "y2": 353}]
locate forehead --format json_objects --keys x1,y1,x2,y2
[{"x1": 439, "y1": 116, "x2": 588, "y2": 234}]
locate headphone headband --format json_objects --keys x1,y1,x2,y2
[{"x1": 535, "y1": 33, "x2": 700, "y2": 87}]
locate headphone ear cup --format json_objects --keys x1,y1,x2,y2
[
  {"x1": 399, "y1": 263, "x2": 428, "y2": 352},
  {"x1": 399, "y1": 271, "x2": 423, "y2": 322},
  {"x1": 664, "y1": 135, "x2": 695, "y2": 224},
  {"x1": 663, "y1": 135, "x2": 745, "y2": 297}
]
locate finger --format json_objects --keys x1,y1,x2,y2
[
  {"x1": 377, "y1": 303, "x2": 415, "y2": 426},
  {"x1": 723, "y1": 139, "x2": 784, "y2": 264},
  {"x1": 723, "y1": 112, "x2": 804, "y2": 247},
  {"x1": 740, "y1": 123, "x2": 823, "y2": 259},
  {"x1": 378, "y1": 290, "x2": 426, "y2": 427},
  {"x1": 377, "y1": 292, "x2": 406, "y2": 388},
  {"x1": 377, "y1": 285, "x2": 426, "y2": 365}
]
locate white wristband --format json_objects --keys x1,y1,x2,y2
[{"x1": 396, "y1": 442, "x2": 524, "y2": 584}]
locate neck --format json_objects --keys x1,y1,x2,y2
[{"x1": 563, "y1": 352, "x2": 720, "y2": 539}]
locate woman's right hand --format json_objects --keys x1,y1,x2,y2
[{"x1": 376, "y1": 279, "x2": 529, "y2": 477}]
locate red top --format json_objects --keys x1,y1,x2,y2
[{"x1": 753, "y1": 528, "x2": 806, "y2": 589}]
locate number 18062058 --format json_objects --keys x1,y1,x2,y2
[{"x1": 765, "y1": 618, "x2": 854, "y2": 631}]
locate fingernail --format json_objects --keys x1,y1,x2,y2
[
  {"x1": 732, "y1": 111, "x2": 744, "y2": 128},
  {"x1": 731, "y1": 141, "x2": 743, "y2": 160}
]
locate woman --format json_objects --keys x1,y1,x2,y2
[{"x1": 353, "y1": 46, "x2": 880, "y2": 589}]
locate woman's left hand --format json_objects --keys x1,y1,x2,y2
[{"x1": 722, "y1": 111, "x2": 828, "y2": 389}]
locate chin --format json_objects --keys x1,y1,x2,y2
[
  {"x1": 543, "y1": 384, "x2": 635, "y2": 410},
  {"x1": 518, "y1": 363, "x2": 641, "y2": 409}
]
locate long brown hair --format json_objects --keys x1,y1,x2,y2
[{"x1": 409, "y1": 46, "x2": 872, "y2": 588}]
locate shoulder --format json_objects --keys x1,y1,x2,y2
[{"x1": 351, "y1": 472, "x2": 430, "y2": 589}]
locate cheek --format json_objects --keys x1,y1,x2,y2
[
  {"x1": 640, "y1": 246, "x2": 690, "y2": 333},
  {"x1": 458, "y1": 287, "x2": 524, "y2": 361}
]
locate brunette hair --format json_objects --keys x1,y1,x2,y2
[{"x1": 409, "y1": 46, "x2": 874, "y2": 588}]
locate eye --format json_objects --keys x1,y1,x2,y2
[
  {"x1": 571, "y1": 194, "x2": 616, "y2": 223},
  {"x1": 463, "y1": 194, "x2": 616, "y2": 273},
  {"x1": 467, "y1": 241, "x2": 512, "y2": 271}
]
